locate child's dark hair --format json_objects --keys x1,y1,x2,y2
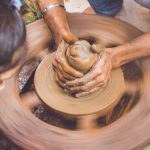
[{"x1": 0, "y1": 0, "x2": 26, "y2": 73}]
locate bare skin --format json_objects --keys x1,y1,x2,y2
[
  {"x1": 65, "y1": 32, "x2": 150, "y2": 97},
  {"x1": 38, "y1": 0, "x2": 82, "y2": 79},
  {"x1": 37, "y1": 0, "x2": 77, "y2": 47},
  {"x1": 53, "y1": 42, "x2": 104, "y2": 83},
  {"x1": 38, "y1": 0, "x2": 150, "y2": 97},
  {"x1": 108, "y1": 32, "x2": 150, "y2": 68},
  {"x1": 52, "y1": 40, "x2": 83, "y2": 79},
  {"x1": 53, "y1": 32, "x2": 150, "y2": 97}
]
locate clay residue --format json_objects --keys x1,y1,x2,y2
[{"x1": 66, "y1": 40, "x2": 97, "y2": 74}]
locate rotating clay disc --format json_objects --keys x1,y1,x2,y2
[{"x1": 34, "y1": 53, "x2": 125, "y2": 116}]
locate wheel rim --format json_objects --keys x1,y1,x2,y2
[{"x1": 0, "y1": 13, "x2": 149, "y2": 150}]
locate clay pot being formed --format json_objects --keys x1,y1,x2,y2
[{"x1": 66, "y1": 40, "x2": 97, "y2": 74}]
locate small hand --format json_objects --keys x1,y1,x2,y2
[
  {"x1": 65, "y1": 51, "x2": 112, "y2": 97},
  {"x1": 52, "y1": 40, "x2": 84, "y2": 87},
  {"x1": 52, "y1": 42, "x2": 104, "y2": 86}
]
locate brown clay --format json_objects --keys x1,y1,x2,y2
[
  {"x1": 0, "y1": 13, "x2": 149, "y2": 150},
  {"x1": 66, "y1": 40, "x2": 97, "y2": 73},
  {"x1": 35, "y1": 53, "x2": 125, "y2": 115}
]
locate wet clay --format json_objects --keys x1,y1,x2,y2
[
  {"x1": 66, "y1": 40, "x2": 97, "y2": 73},
  {"x1": 0, "y1": 13, "x2": 150, "y2": 150},
  {"x1": 35, "y1": 53, "x2": 125, "y2": 115}
]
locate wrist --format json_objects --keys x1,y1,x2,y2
[
  {"x1": 43, "y1": 4, "x2": 65, "y2": 18},
  {"x1": 38, "y1": 0, "x2": 64, "y2": 12},
  {"x1": 106, "y1": 43, "x2": 132, "y2": 68},
  {"x1": 105, "y1": 48, "x2": 118, "y2": 68}
]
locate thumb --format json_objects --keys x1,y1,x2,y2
[
  {"x1": 91, "y1": 44, "x2": 105, "y2": 53},
  {"x1": 62, "y1": 30, "x2": 78, "y2": 44}
]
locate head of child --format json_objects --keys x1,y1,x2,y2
[{"x1": 0, "y1": 0, "x2": 26, "y2": 84}]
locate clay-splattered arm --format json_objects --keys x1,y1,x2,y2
[
  {"x1": 107, "y1": 32, "x2": 150, "y2": 68},
  {"x1": 65, "y1": 32, "x2": 150, "y2": 97},
  {"x1": 37, "y1": 0, "x2": 78, "y2": 47}
]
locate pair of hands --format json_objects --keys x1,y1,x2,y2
[
  {"x1": 44, "y1": 6, "x2": 113, "y2": 97},
  {"x1": 53, "y1": 41, "x2": 113, "y2": 97}
]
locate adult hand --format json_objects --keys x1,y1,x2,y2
[
  {"x1": 52, "y1": 41, "x2": 105, "y2": 86},
  {"x1": 65, "y1": 50, "x2": 112, "y2": 98},
  {"x1": 52, "y1": 40, "x2": 84, "y2": 87},
  {"x1": 43, "y1": 4, "x2": 78, "y2": 48}
]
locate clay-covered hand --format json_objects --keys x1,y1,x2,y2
[
  {"x1": 43, "y1": 4, "x2": 78, "y2": 47},
  {"x1": 52, "y1": 40, "x2": 103, "y2": 86},
  {"x1": 52, "y1": 40, "x2": 84, "y2": 86},
  {"x1": 65, "y1": 51, "x2": 112, "y2": 97}
]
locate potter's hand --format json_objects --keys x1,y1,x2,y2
[
  {"x1": 65, "y1": 51, "x2": 112, "y2": 97},
  {"x1": 53, "y1": 40, "x2": 84, "y2": 85},
  {"x1": 42, "y1": 3, "x2": 78, "y2": 47}
]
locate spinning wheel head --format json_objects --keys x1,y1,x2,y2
[
  {"x1": 1, "y1": 14, "x2": 148, "y2": 150},
  {"x1": 34, "y1": 53, "x2": 125, "y2": 116}
]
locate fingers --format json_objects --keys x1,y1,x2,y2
[
  {"x1": 59, "y1": 60, "x2": 83, "y2": 77},
  {"x1": 65, "y1": 77, "x2": 109, "y2": 98},
  {"x1": 54, "y1": 57, "x2": 83, "y2": 78},
  {"x1": 54, "y1": 30, "x2": 78, "y2": 49},
  {"x1": 65, "y1": 72, "x2": 93, "y2": 87},
  {"x1": 63, "y1": 30, "x2": 78, "y2": 44},
  {"x1": 43, "y1": 5, "x2": 78, "y2": 48},
  {"x1": 64, "y1": 52, "x2": 112, "y2": 97},
  {"x1": 55, "y1": 69, "x2": 67, "y2": 82},
  {"x1": 91, "y1": 44, "x2": 105, "y2": 53},
  {"x1": 68, "y1": 80, "x2": 96, "y2": 93},
  {"x1": 75, "y1": 86, "x2": 102, "y2": 98},
  {"x1": 67, "y1": 72, "x2": 110, "y2": 93},
  {"x1": 53, "y1": 46, "x2": 112, "y2": 98},
  {"x1": 42, "y1": 5, "x2": 79, "y2": 78},
  {"x1": 65, "y1": 54, "x2": 107, "y2": 87},
  {"x1": 74, "y1": 77, "x2": 110, "y2": 98},
  {"x1": 53, "y1": 59, "x2": 75, "y2": 80},
  {"x1": 55, "y1": 75, "x2": 65, "y2": 88},
  {"x1": 64, "y1": 62, "x2": 100, "y2": 87},
  {"x1": 54, "y1": 40, "x2": 83, "y2": 78}
]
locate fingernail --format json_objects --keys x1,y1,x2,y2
[
  {"x1": 54, "y1": 56, "x2": 59, "y2": 63},
  {"x1": 77, "y1": 73, "x2": 84, "y2": 78}
]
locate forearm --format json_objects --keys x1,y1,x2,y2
[
  {"x1": 37, "y1": 0, "x2": 64, "y2": 11},
  {"x1": 107, "y1": 32, "x2": 150, "y2": 68}
]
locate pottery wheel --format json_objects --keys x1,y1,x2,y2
[{"x1": 34, "y1": 53, "x2": 125, "y2": 116}]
